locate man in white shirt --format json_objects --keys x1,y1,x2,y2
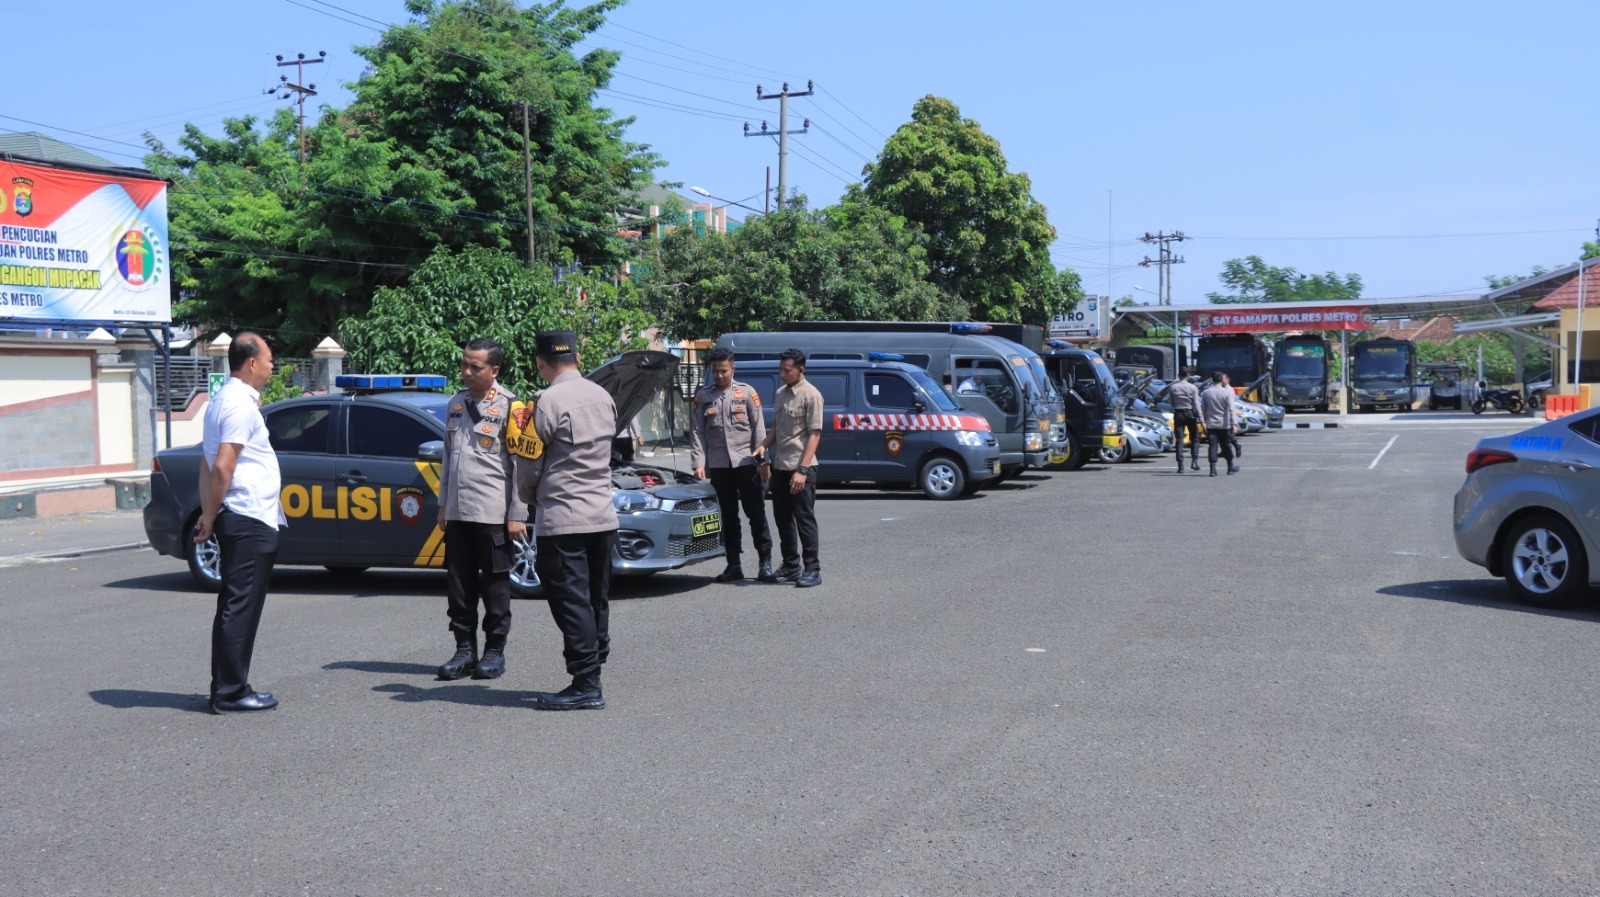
[{"x1": 195, "y1": 332, "x2": 286, "y2": 714}]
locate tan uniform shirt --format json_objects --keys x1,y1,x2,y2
[
  {"x1": 771, "y1": 378, "x2": 823, "y2": 471},
  {"x1": 1168, "y1": 378, "x2": 1200, "y2": 415},
  {"x1": 511, "y1": 368, "x2": 618, "y2": 537},
  {"x1": 689, "y1": 380, "x2": 765, "y2": 469},
  {"x1": 1200, "y1": 384, "x2": 1237, "y2": 432},
  {"x1": 438, "y1": 383, "x2": 528, "y2": 525}
]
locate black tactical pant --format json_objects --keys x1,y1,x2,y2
[
  {"x1": 770, "y1": 469, "x2": 819, "y2": 574},
  {"x1": 212, "y1": 508, "x2": 278, "y2": 700},
  {"x1": 444, "y1": 520, "x2": 513, "y2": 642},
  {"x1": 536, "y1": 530, "x2": 617, "y2": 684},
  {"x1": 1206, "y1": 429, "x2": 1237, "y2": 465},
  {"x1": 1172, "y1": 411, "x2": 1202, "y2": 460},
  {"x1": 709, "y1": 465, "x2": 772, "y2": 563}
]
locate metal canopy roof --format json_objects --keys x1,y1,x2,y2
[{"x1": 1114, "y1": 293, "x2": 1528, "y2": 322}]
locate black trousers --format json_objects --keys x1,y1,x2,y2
[
  {"x1": 770, "y1": 469, "x2": 819, "y2": 573},
  {"x1": 1173, "y1": 411, "x2": 1202, "y2": 459},
  {"x1": 535, "y1": 530, "x2": 617, "y2": 684},
  {"x1": 443, "y1": 520, "x2": 513, "y2": 643},
  {"x1": 211, "y1": 508, "x2": 278, "y2": 700},
  {"x1": 1206, "y1": 429, "x2": 1237, "y2": 465},
  {"x1": 709, "y1": 465, "x2": 772, "y2": 562}
]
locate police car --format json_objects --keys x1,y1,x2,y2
[{"x1": 142, "y1": 351, "x2": 724, "y2": 597}]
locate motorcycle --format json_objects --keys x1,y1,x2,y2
[{"x1": 1471, "y1": 387, "x2": 1524, "y2": 415}]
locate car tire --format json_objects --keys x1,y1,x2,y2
[
  {"x1": 508, "y1": 534, "x2": 543, "y2": 598},
  {"x1": 1500, "y1": 514, "x2": 1591, "y2": 609},
  {"x1": 1472, "y1": 399, "x2": 1486, "y2": 415},
  {"x1": 186, "y1": 517, "x2": 222, "y2": 592},
  {"x1": 1099, "y1": 438, "x2": 1130, "y2": 464},
  {"x1": 918, "y1": 456, "x2": 967, "y2": 500},
  {"x1": 1047, "y1": 430, "x2": 1088, "y2": 471}
]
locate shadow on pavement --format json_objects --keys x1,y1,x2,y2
[
  {"x1": 1378, "y1": 579, "x2": 1600, "y2": 620},
  {"x1": 89, "y1": 689, "x2": 212, "y2": 714},
  {"x1": 373, "y1": 682, "x2": 540, "y2": 709},
  {"x1": 324, "y1": 660, "x2": 437, "y2": 675}
]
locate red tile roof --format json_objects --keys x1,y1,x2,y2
[{"x1": 1532, "y1": 266, "x2": 1600, "y2": 310}]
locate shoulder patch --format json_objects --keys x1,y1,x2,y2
[{"x1": 505, "y1": 399, "x2": 543, "y2": 460}]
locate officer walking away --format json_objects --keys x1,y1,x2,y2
[
  {"x1": 435, "y1": 338, "x2": 529, "y2": 681},
  {"x1": 511, "y1": 330, "x2": 618, "y2": 711},
  {"x1": 754, "y1": 348, "x2": 823, "y2": 588},
  {"x1": 613, "y1": 413, "x2": 642, "y2": 465},
  {"x1": 1222, "y1": 373, "x2": 1245, "y2": 460},
  {"x1": 1200, "y1": 371, "x2": 1240, "y2": 477},
  {"x1": 1167, "y1": 371, "x2": 1202, "y2": 473},
  {"x1": 194, "y1": 332, "x2": 285, "y2": 714},
  {"x1": 690, "y1": 348, "x2": 775, "y2": 583}
]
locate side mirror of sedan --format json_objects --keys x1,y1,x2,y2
[{"x1": 417, "y1": 440, "x2": 444, "y2": 462}]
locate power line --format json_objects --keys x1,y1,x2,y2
[{"x1": 815, "y1": 83, "x2": 890, "y2": 140}]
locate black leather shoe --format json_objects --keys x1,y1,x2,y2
[
  {"x1": 756, "y1": 561, "x2": 775, "y2": 582},
  {"x1": 1227, "y1": 464, "x2": 1241, "y2": 475},
  {"x1": 210, "y1": 692, "x2": 278, "y2": 714},
  {"x1": 768, "y1": 565, "x2": 801, "y2": 584},
  {"x1": 535, "y1": 683, "x2": 605, "y2": 711},
  {"x1": 473, "y1": 647, "x2": 505, "y2": 679},
  {"x1": 437, "y1": 639, "x2": 478, "y2": 680},
  {"x1": 714, "y1": 562, "x2": 745, "y2": 583},
  {"x1": 1190, "y1": 459, "x2": 1200, "y2": 470},
  {"x1": 794, "y1": 570, "x2": 822, "y2": 588},
  {"x1": 1209, "y1": 464, "x2": 1218, "y2": 477}
]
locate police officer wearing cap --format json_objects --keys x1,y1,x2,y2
[
  {"x1": 435, "y1": 337, "x2": 529, "y2": 681},
  {"x1": 511, "y1": 330, "x2": 618, "y2": 711},
  {"x1": 690, "y1": 348, "x2": 775, "y2": 583}
]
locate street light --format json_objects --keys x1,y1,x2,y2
[
  {"x1": 688, "y1": 185, "x2": 765, "y2": 216},
  {"x1": 1132, "y1": 285, "x2": 1159, "y2": 304}
]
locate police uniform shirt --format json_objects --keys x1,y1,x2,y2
[
  {"x1": 689, "y1": 380, "x2": 765, "y2": 470},
  {"x1": 1168, "y1": 378, "x2": 1200, "y2": 414},
  {"x1": 512, "y1": 368, "x2": 618, "y2": 537},
  {"x1": 771, "y1": 378, "x2": 824, "y2": 471},
  {"x1": 439, "y1": 381, "x2": 529, "y2": 525},
  {"x1": 1200, "y1": 384, "x2": 1237, "y2": 432}
]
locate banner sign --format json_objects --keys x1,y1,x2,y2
[
  {"x1": 0, "y1": 159, "x2": 171, "y2": 324},
  {"x1": 1050, "y1": 294, "x2": 1109, "y2": 339},
  {"x1": 1194, "y1": 305, "x2": 1369, "y2": 334}
]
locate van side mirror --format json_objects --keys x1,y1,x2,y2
[
  {"x1": 912, "y1": 400, "x2": 925, "y2": 413},
  {"x1": 417, "y1": 440, "x2": 444, "y2": 462}
]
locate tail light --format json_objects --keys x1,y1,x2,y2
[
  {"x1": 1466, "y1": 448, "x2": 1516, "y2": 474},
  {"x1": 151, "y1": 456, "x2": 162, "y2": 473}
]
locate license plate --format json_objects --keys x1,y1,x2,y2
[{"x1": 691, "y1": 512, "x2": 721, "y2": 537}]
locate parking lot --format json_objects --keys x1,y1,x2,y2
[{"x1": 6, "y1": 412, "x2": 1597, "y2": 897}]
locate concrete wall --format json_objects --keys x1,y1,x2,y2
[{"x1": 0, "y1": 334, "x2": 140, "y2": 482}]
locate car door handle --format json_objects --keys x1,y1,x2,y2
[
  {"x1": 1556, "y1": 458, "x2": 1593, "y2": 471},
  {"x1": 338, "y1": 472, "x2": 368, "y2": 484}
]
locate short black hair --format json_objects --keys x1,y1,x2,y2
[
  {"x1": 229, "y1": 332, "x2": 267, "y2": 374},
  {"x1": 538, "y1": 351, "x2": 578, "y2": 368},
  {"x1": 779, "y1": 348, "x2": 806, "y2": 369},
  {"x1": 1211, "y1": 371, "x2": 1226, "y2": 383},
  {"x1": 466, "y1": 337, "x2": 503, "y2": 369},
  {"x1": 706, "y1": 348, "x2": 735, "y2": 365}
]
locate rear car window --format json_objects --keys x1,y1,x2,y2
[
  {"x1": 266, "y1": 405, "x2": 333, "y2": 454},
  {"x1": 349, "y1": 405, "x2": 440, "y2": 459}
]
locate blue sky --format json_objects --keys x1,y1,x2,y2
[{"x1": 8, "y1": 0, "x2": 1596, "y2": 305}]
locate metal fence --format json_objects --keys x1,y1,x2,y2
[{"x1": 152, "y1": 356, "x2": 321, "y2": 411}]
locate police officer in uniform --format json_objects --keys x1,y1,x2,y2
[
  {"x1": 1168, "y1": 372, "x2": 1202, "y2": 473},
  {"x1": 435, "y1": 338, "x2": 528, "y2": 681},
  {"x1": 690, "y1": 348, "x2": 774, "y2": 583},
  {"x1": 510, "y1": 330, "x2": 618, "y2": 711}
]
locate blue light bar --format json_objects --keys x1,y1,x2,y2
[
  {"x1": 950, "y1": 322, "x2": 993, "y2": 334},
  {"x1": 1046, "y1": 340, "x2": 1069, "y2": 349},
  {"x1": 867, "y1": 352, "x2": 906, "y2": 363},
  {"x1": 336, "y1": 373, "x2": 448, "y2": 392}
]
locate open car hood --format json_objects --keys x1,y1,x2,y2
[{"x1": 587, "y1": 350, "x2": 680, "y2": 428}]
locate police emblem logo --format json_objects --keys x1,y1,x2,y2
[
  {"x1": 451, "y1": 402, "x2": 464, "y2": 412},
  {"x1": 479, "y1": 436, "x2": 492, "y2": 449},
  {"x1": 885, "y1": 430, "x2": 904, "y2": 457},
  {"x1": 505, "y1": 399, "x2": 543, "y2": 460},
  {"x1": 485, "y1": 387, "x2": 497, "y2": 403},
  {"x1": 395, "y1": 487, "x2": 425, "y2": 527},
  {"x1": 12, "y1": 177, "x2": 33, "y2": 217}
]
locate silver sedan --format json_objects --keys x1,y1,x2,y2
[{"x1": 1454, "y1": 409, "x2": 1600, "y2": 607}]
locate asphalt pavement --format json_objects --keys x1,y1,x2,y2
[{"x1": 9, "y1": 412, "x2": 1600, "y2": 896}]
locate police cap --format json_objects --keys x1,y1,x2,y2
[{"x1": 536, "y1": 329, "x2": 577, "y2": 356}]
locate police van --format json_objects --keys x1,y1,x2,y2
[
  {"x1": 717, "y1": 324, "x2": 1061, "y2": 478},
  {"x1": 733, "y1": 355, "x2": 1002, "y2": 499}
]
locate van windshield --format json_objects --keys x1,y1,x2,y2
[
  {"x1": 908, "y1": 369, "x2": 960, "y2": 411},
  {"x1": 1025, "y1": 356, "x2": 1061, "y2": 401}
]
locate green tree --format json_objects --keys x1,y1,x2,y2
[
  {"x1": 338, "y1": 244, "x2": 650, "y2": 396},
  {"x1": 1206, "y1": 256, "x2": 1363, "y2": 304},
  {"x1": 856, "y1": 95, "x2": 1068, "y2": 323},
  {"x1": 638, "y1": 197, "x2": 956, "y2": 341},
  {"x1": 1415, "y1": 335, "x2": 1520, "y2": 385},
  {"x1": 149, "y1": 0, "x2": 659, "y2": 354}
]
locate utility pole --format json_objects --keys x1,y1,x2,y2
[
  {"x1": 1137, "y1": 231, "x2": 1189, "y2": 305},
  {"x1": 513, "y1": 101, "x2": 540, "y2": 266},
  {"x1": 746, "y1": 80, "x2": 812, "y2": 203},
  {"x1": 268, "y1": 51, "x2": 325, "y2": 164}
]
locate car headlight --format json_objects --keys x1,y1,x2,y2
[
  {"x1": 955, "y1": 430, "x2": 986, "y2": 447},
  {"x1": 611, "y1": 491, "x2": 661, "y2": 514},
  {"x1": 1025, "y1": 431, "x2": 1044, "y2": 451}
]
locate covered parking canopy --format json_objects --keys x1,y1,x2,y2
[{"x1": 1468, "y1": 258, "x2": 1600, "y2": 391}]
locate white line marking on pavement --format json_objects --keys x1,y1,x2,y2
[{"x1": 1369, "y1": 435, "x2": 1399, "y2": 469}]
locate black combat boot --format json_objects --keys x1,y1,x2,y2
[
  {"x1": 1190, "y1": 455, "x2": 1200, "y2": 471},
  {"x1": 1227, "y1": 463, "x2": 1241, "y2": 475},
  {"x1": 536, "y1": 674, "x2": 605, "y2": 711},
  {"x1": 1176, "y1": 455, "x2": 1185, "y2": 473},
  {"x1": 755, "y1": 552, "x2": 778, "y2": 583},
  {"x1": 714, "y1": 559, "x2": 745, "y2": 583},
  {"x1": 473, "y1": 637, "x2": 506, "y2": 679},
  {"x1": 1209, "y1": 463, "x2": 1218, "y2": 477},
  {"x1": 437, "y1": 635, "x2": 478, "y2": 680}
]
